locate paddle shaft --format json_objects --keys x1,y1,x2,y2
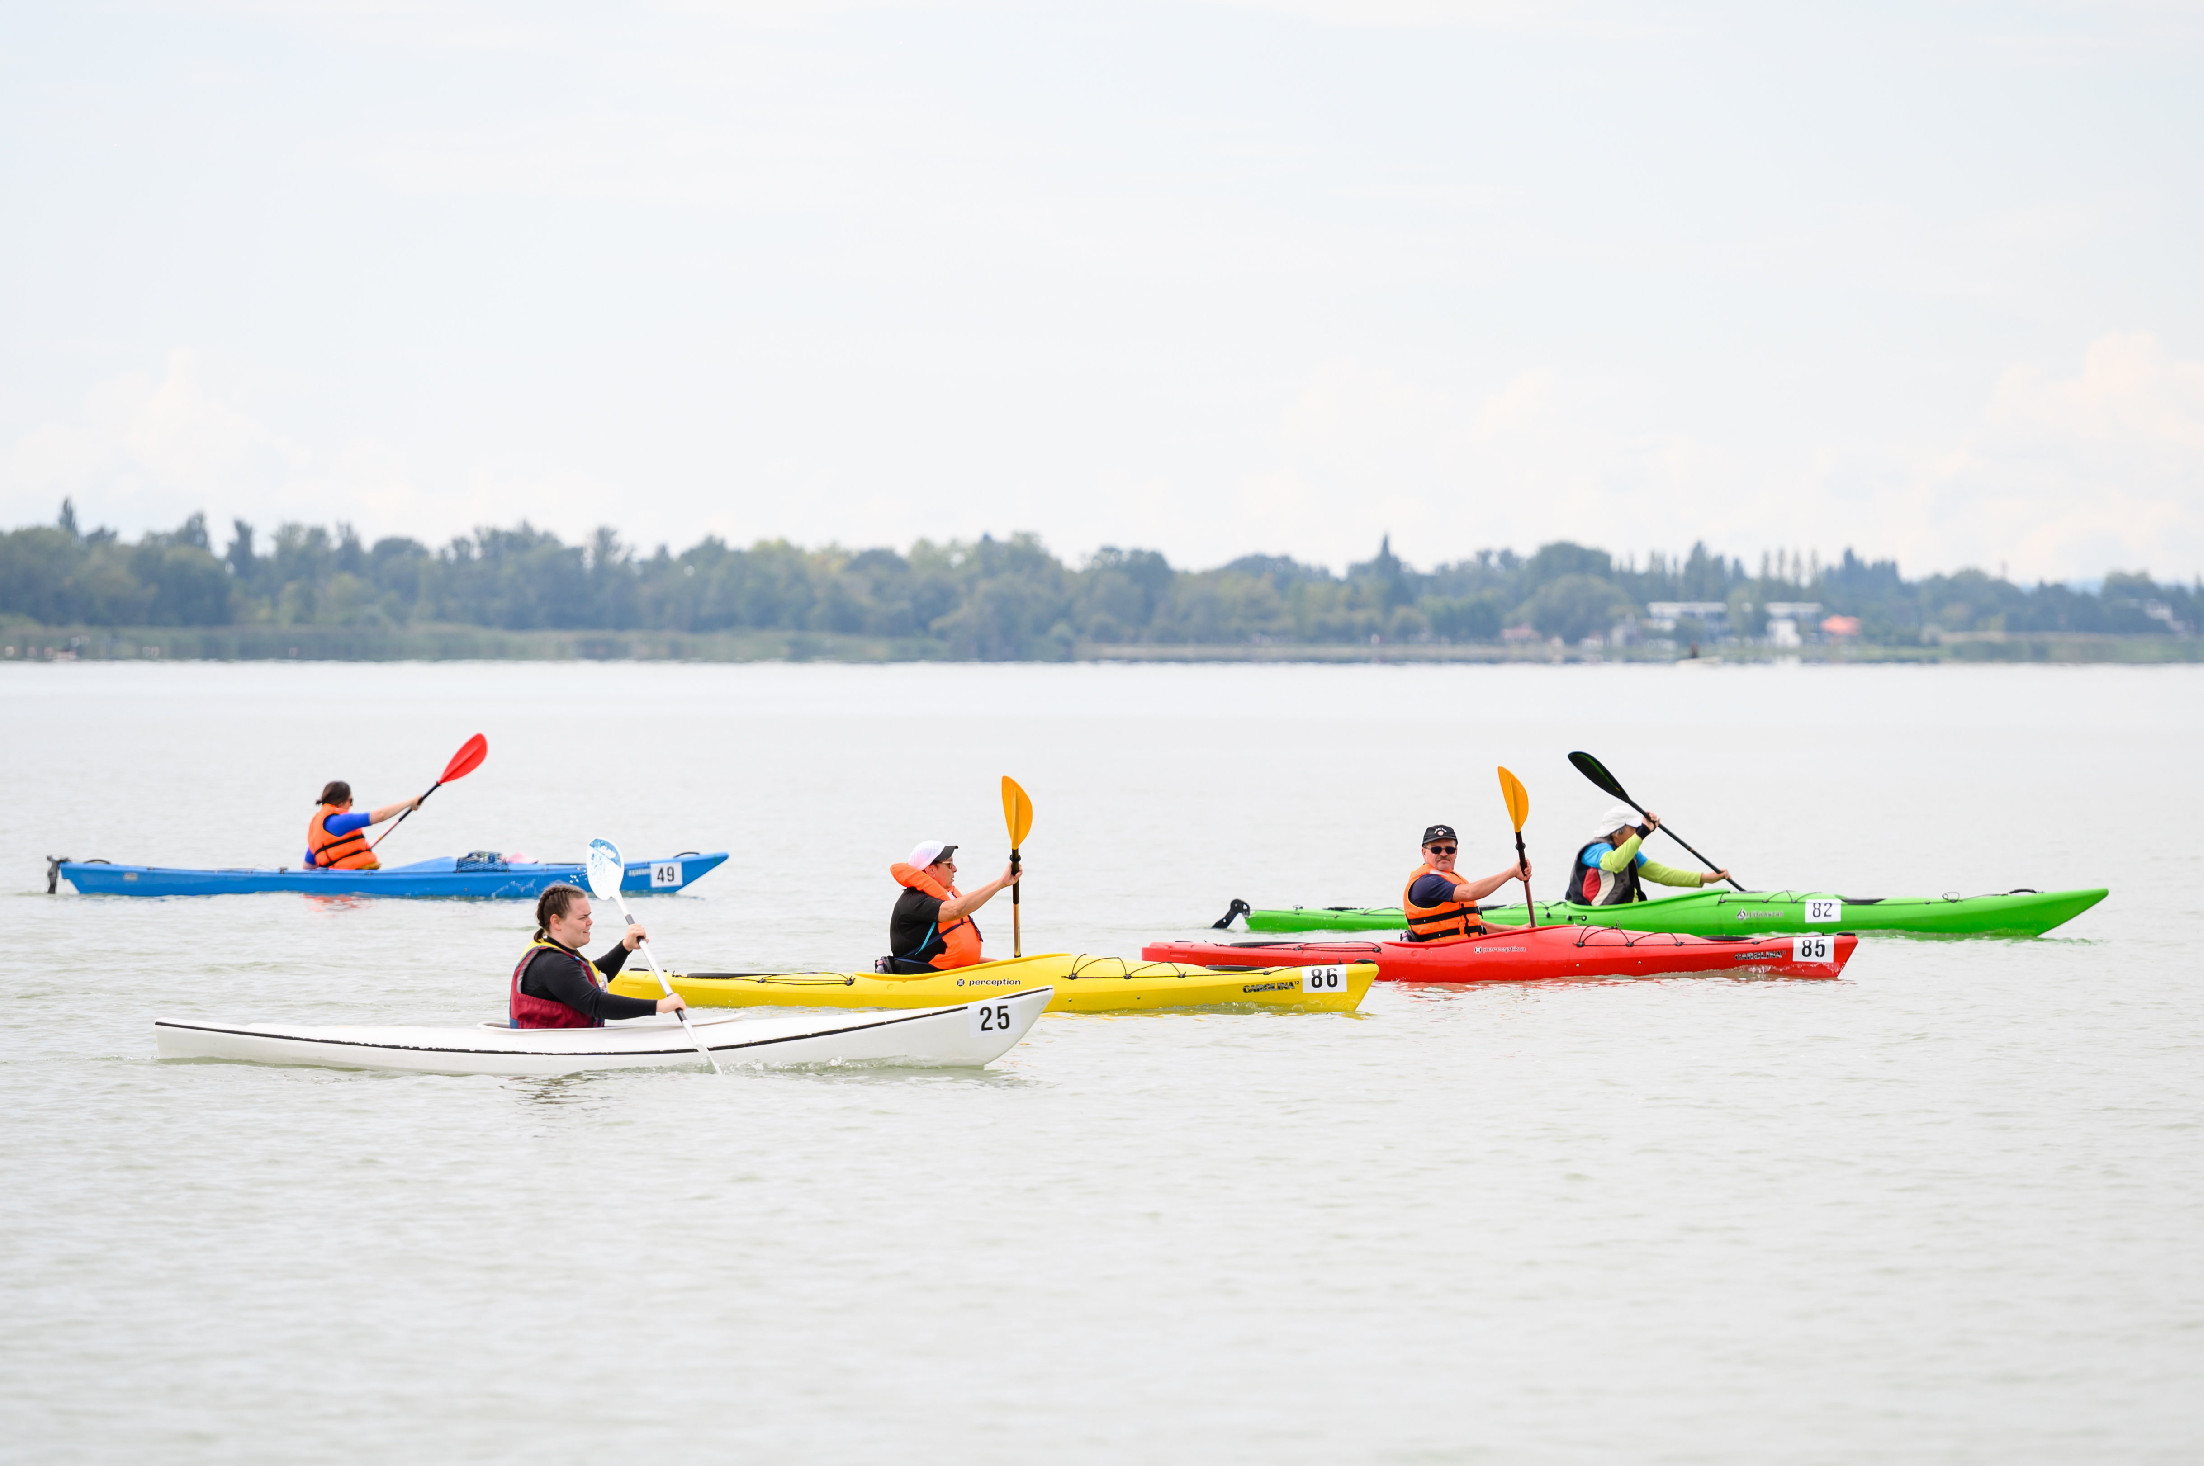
[
  {"x1": 1512, "y1": 831, "x2": 1536, "y2": 927},
  {"x1": 1010, "y1": 849, "x2": 1021, "y2": 959},
  {"x1": 606, "y1": 887, "x2": 721, "y2": 1073},
  {"x1": 1616, "y1": 797, "x2": 1744, "y2": 891},
  {"x1": 368, "y1": 780, "x2": 440, "y2": 851}
]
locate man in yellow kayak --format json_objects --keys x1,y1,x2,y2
[
  {"x1": 884, "y1": 840, "x2": 1019, "y2": 973},
  {"x1": 1403, "y1": 823, "x2": 1532, "y2": 941},
  {"x1": 306, "y1": 780, "x2": 422, "y2": 871},
  {"x1": 1569, "y1": 806, "x2": 1732, "y2": 905}
]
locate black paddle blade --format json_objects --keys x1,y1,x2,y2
[
  {"x1": 1567, "y1": 750, "x2": 1630, "y2": 802},
  {"x1": 1213, "y1": 897, "x2": 1252, "y2": 930}
]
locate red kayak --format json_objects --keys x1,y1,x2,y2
[{"x1": 1141, "y1": 925, "x2": 1856, "y2": 983}]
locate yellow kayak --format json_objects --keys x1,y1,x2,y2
[{"x1": 608, "y1": 953, "x2": 1374, "y2": 1014}]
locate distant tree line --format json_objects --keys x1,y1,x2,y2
[{"x1": 1, "y1": 501, "x2": 2196, "y2": 655}]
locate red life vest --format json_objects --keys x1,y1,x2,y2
[
  {"x1": 307, "y1": 804, "x2": 379, "y2": 871},
  {"x1": 1401, "y1": 862, "x2": 1487, "y2": 942},
  {"x1": 889, "y1": 862, "x2": 984, "y2": 969},
  {"x1": 509, "y1": 940, "x2": 604, "y2": 1029}
]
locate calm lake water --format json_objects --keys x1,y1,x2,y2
[{"x1": 2, "y1": 660, "x2": 2199, "y2": 1464}]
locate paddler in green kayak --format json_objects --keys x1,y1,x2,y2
[
  {"x1": 1403, "y1": 824, "x2": 1532, "y2": 941},
  {"x1": 1570, "y1": 806, "x2": 1732, "y2": 906}
]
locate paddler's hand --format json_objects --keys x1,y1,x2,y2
[
  {"x1": 622, "y1": 922, "x2": 647, "y2": 950},
  {"x1": 1701, "y1": 869, "x2": 1731, "y2": 886},
  {"x1": 995, "y1": 863, "x2": 1017, "y2": 891},
  {"x1": 1515, "y1": 857, "x2": 1534, "y2": 880},
  {"x1": 1638, "y1": 811, "x2": 1661, "y2": 833},
  {"x1": 655, "y1": 993, "x2": 687, "y2": 1014}
]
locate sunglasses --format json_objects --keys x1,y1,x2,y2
[{"x1": 1425, "y1": 844, "x2": 1457, "y2": 855}]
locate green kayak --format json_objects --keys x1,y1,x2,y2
[{"x1": 1223, "y1": 887, "x2": 2108, "y2": 938}]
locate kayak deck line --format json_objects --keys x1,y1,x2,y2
[
  {"x1": 1230, "y1": 886, "x2": 2107, "y2": 938},
  {"x1": 52, "y1": 851, "x2": 729, "y2": 899},
  {"x1": 152, "y1": 988, "x2": 1055, "y2": 1074},
  {"x1": 154, "y1": 1007, "x2": 979, "y2": 1057},
  {"x1": 627, "y1": 953, "x2": 1376, "y2": 1014}
]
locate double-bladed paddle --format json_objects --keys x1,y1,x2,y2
[
  {"x1": 1001, "y1": 776, "x2": 1033, "y2": 958},
  {"x1": 1565, "y1": 750, "x2": 1743, "y2": 891},
  {"x1": 585, "y1": 837, "x2": 720, "y2": 1073},
  {"x1": 369, "y1": 733, "x2": 489, "y2": 851},
  {"x1": 1496, "y1": 766, "x2": 1537, "y2": 927}
]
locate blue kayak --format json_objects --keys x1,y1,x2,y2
[{"x1": 49, "y1": 852, "x2": 727, "y2": 899}]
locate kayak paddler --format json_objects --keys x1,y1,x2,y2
[
  {"x1": 306, "y1": 780, "x2": 423, "y2": 871},
  {"x1": 510, "y1": 883, "x2": 689, "y2": 1028},
  {"x1": 1403, "y1": 823, "x2": 1532, "y2": 941},
  {"x1": 884, "y1": 840, "x2": 1018, "y2": 974},
  {"x1": 1569, "y1": 805, "x2": 1732, "y2": 905}
]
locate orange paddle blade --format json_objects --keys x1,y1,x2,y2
[
  {"x1": 1497, "y1": 765, "x2": 1530, "y2": 830},
  {"x1": 440, "y1": 733, "x2": 489, "y2": 783},
  {"x1": 1001, "y1": 775, "x2": 1033, "y2": 848}
]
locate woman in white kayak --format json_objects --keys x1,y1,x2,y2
[{"x1": 510, "y1": 883, "x2": 688, "y2": 1028}]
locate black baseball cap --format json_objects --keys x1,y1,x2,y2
[{"x1": 1422, "y1": 824, "x2": 1457, "y2": 846}]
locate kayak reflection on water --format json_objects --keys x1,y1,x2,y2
[{"x1": 509, "y1": 883, "x2": 688, "y2": 1029}]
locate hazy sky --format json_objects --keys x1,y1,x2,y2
[{"x1": 4, "y1": 1, "x2": 2200, "y2": 579}]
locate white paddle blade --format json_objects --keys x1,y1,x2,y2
[{"x1": 584, "y1": 838, "x2": 624, "y2": 902}]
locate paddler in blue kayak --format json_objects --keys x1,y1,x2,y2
[
  {"x1": 1570, "y1": 806, "x2": 1732, "y2": 905},
  {"x1": 884, "y1": 840, "x2": 1019, "y2": 973},
  {"x1": 1403, "y1": 824, "x2": 1532, "y2": 941},
  {"x1": 510, "y1": 883, "x2": 689, "y2": 1027},
  {"x1": 305, "y1": 780, "x2": 422, "y2": 871}
]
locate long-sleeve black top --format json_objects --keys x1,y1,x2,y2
[{"x1": 519, "y1": 940, "x2": 657, "y2": 1022}]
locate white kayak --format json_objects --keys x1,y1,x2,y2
[{"x1": 153, "y1": 987, "x2": 1052, "y2": 1076}]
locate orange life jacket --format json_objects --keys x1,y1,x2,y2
[
  {"x1": 307, "y1": 804, "x2": 380, "y2": 871},
  {"x1": 1401, "y1": 862, "x2": 1485, "y2": 942},
  {"x1": 890, "y1": 862, "x2": 984, "y2": 969}
]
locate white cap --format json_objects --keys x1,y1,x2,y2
[
  {"x1": 1592, "y1": 805, "x2": 1640, "y2": 838},
  {"x1": 907, "y1": 840, "x2": 956, "y2": 868}
]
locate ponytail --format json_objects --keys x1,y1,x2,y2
[{"x1": 534, "y1": 883, "x2": 586, "y2": 942}]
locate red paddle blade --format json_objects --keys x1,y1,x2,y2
[{"x1": 439, "y1": 733, "x2": 489, "y2": 783}]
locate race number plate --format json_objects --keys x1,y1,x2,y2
[
  {"x1": 1792, "y1": 934, "x2": 1836, "y2": 964},
  {"x1": 1301, "y1": 965, "x2": 1348, "y2": 994},
  {"x1": 650, "y1": 862, "x2": 681, "y2": 889},
  {"x1": 969, "y1": 999, "x2": 1016, "y2": 1039},
  {"x1": 1803, "y1": 898, "x2": 1842, "y2": 924}
]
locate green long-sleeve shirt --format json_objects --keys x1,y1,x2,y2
[{"x1": 1592, "y1": 833, "x2": 1712, "y2": 888}]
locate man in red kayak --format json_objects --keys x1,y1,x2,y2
[
  {"x1": 1569, "y1": 805, "x2": 1732, "y2": 905},
  {"x1": 510, "y1": 883, "x2": 689, "y2": 1027},
  {"x1": 305, "y1": 780, "x2": 422, "y2": 871},
  {"x1": 884, "y1": 840, "x2": 1019, "y2": 973},
  {"x1": 1402, "y1": 824, "x2": 1532, "y2": 941}
]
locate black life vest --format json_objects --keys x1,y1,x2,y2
[{"x1": 1572, "y1": 840, "x2": 1645, "y2": 906}]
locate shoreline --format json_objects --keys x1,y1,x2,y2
[{"x1": 3, "y1": 624, "x2": 2200, "y2": 665}]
